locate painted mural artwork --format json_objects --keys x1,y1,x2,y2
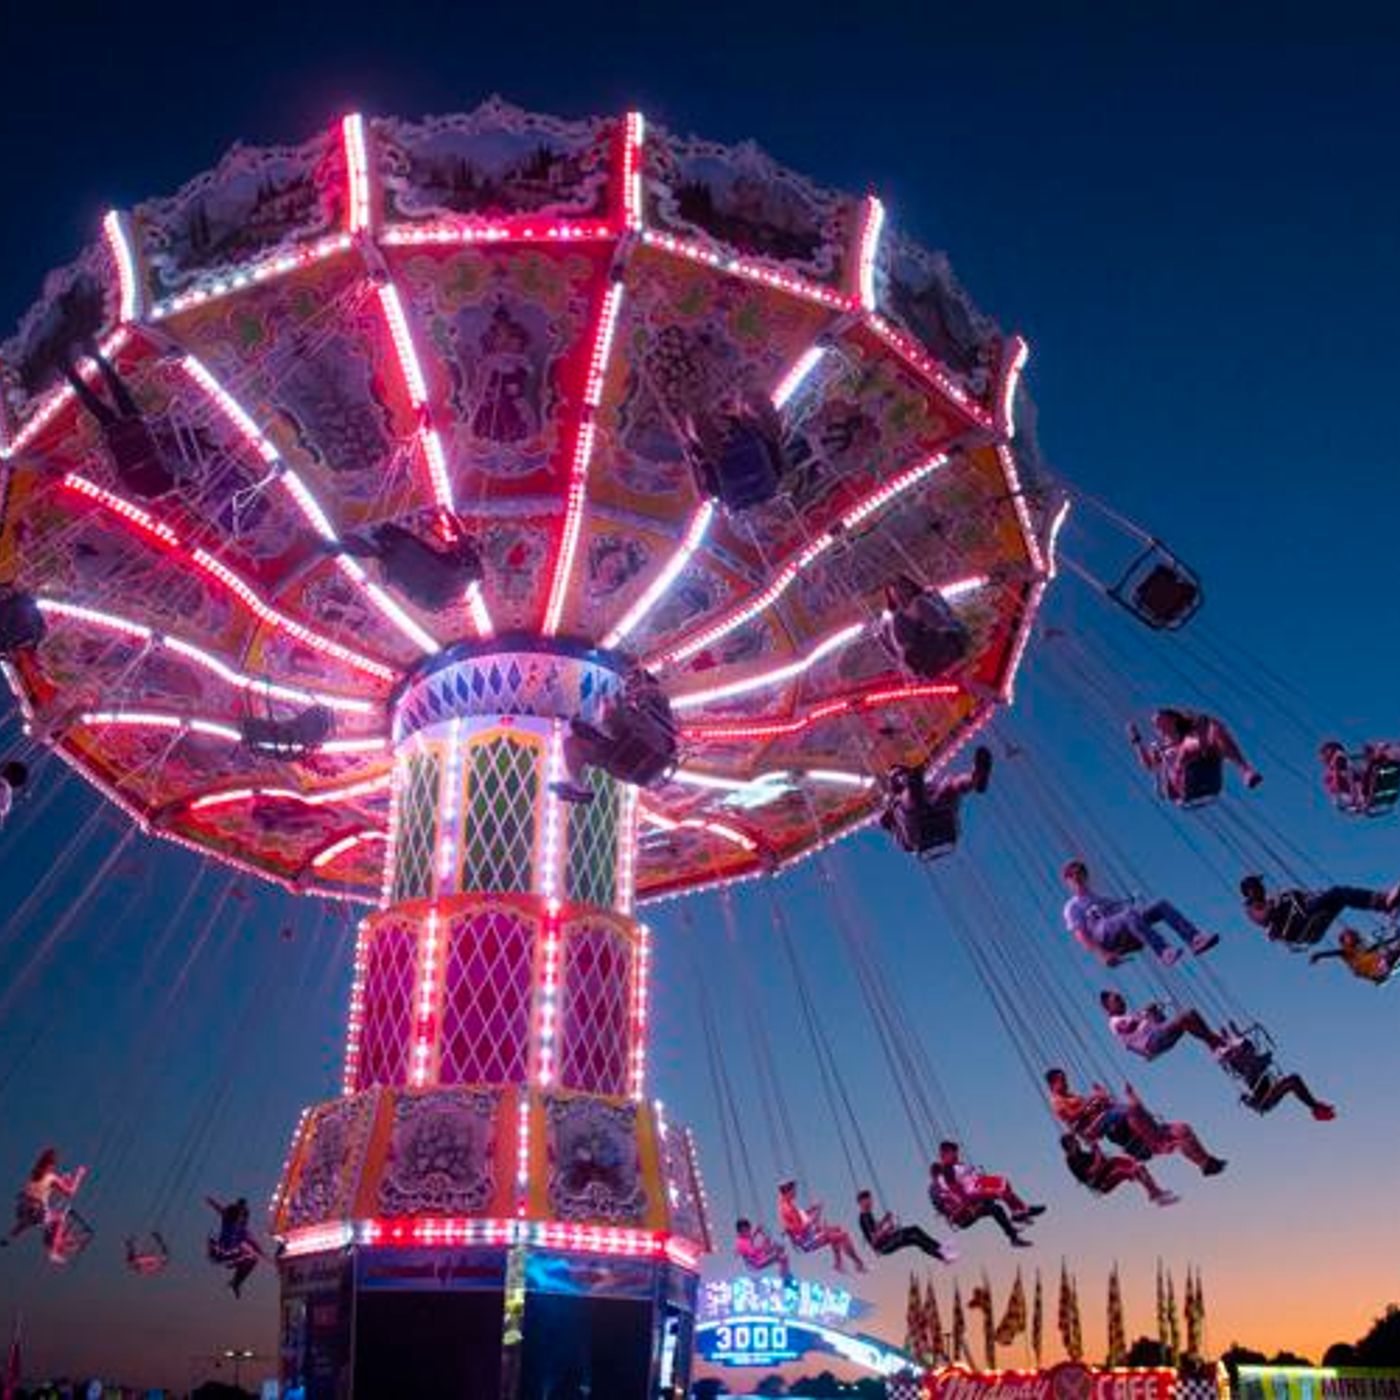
[
  {"x1": 546, "y1": 1096, "x2": 648, "y2": 1225},
  {"x1": 377, "y1": 1089, "x2": 499, "y2": 1217}
]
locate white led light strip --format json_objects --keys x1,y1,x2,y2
[
  {"x1": 543, "y1": 280, "x2": 626, "y2": 636},
  {"x1": 602, "y1": 502, "x2": 714, "y2": 648},
  {"x1": 653, "y1": 452, "x2": 950, "y2": 668},
  {"x1": 36, "y1": 598, "x2": 371, "y2": 714},
  {"x1": 62, "y1": 474, "x2": 395, "y2": 682},
  {"x1": 310, "y1": 829, "x2": 389, "y2": 870},
  {"x1": 102, "y1": 211, "x2": 141, "y2": 322},
  {"x1": 189, "y1": 774, "x2": 390, "y2": 812},
  {"x1": 180, "y1": 355, "x2": 440, "y2": 655}
]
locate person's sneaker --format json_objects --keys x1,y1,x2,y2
[
  {"x1": 1312, "y1": 1103, "x2": 1337, "y2": 1122},
  {"x1": 1158, "y1": 947, "x2": 1183, "y2": 967},
  {"x1": 1201, "y1": 1156, "x2": 1227, "y2": 1177},
  {"x1": 939, "y1": 1244, "x2": 959, "y2": 1265},
  {"x1": 1013, "y1": 1205, "x2": 1047, "y2": 1221},
  {"x1": 1190, "y1": 933, "x2": 1221, "y2": 956},
  {"x1": 1010, "y1": 1236, "x2": 1033, "y2": 1249},
  {"x1": 971, "y1": 745, "x2": 994, "y2": 793},
  {"x1": 1244, "y1": 768, "x2": 1263, "y2": 790},
  {"x1": 1153, "y1": 1191, "x2": 1180, "y2": 1208},
  {"x1": 549, "y1": 780, "x2": 595, "y2": 805}
]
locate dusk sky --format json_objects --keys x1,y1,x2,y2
[{"x1": 1, "y1": 2, "x2": 1398, "y2": 1390}]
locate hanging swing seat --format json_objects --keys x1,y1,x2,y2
[
  {"x1": 573, "y1": 703, "x2": 678, "y2": 789},
  {"x1": 887, "y1": 801, "x2": 959, "y2": 859},
  {"x1": 0, "y1": 590, "x2": 46, "y2": 656},
  {"x1": 1272, "y1": 897, "x2": 1337, "y2": 949},
  {"x1": 241, "y1": 704, "x2": 334, "y2": 760},
  {"x1": 1336, "y1": 752, "x2": 1400, "y2": 818},
  {"x1": 1109, "y1": 545, "x2": 1203, "y2": 631},
  {"x1": 1214, "y1": 1021, "x2": 1275, "y2": 1095},
  {"x1": 44, "y1": 1208, "x2": 94, "y2": 1266},
  {"x1": 1165, "y1": 751, "x2": 1223, "y2": 808},
  {"x1": 692, "y1": 416, "x2": 787, "y2": 513}
]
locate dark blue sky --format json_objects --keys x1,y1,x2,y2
[{"x1": 2, "y1": 1, "x2": 1398, "y2": 1388}]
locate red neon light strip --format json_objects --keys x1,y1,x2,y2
[
  {"x1": 542, "y1": 278, "x2": 625, "y2": 635},
  {"x1": 681, "y1": 680, "x2": 959, "y2": 742},
  {"x1": 621, "y1": 111, "x2": 646, "y2": 232},
  {"x1": 61, "y1": 474, "x2": 396, "y2": 682}
]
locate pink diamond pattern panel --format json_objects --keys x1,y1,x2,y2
[
  {"x1": 355, "y1": 920, "x2": 418, "y2": 1090},
  {"x1": 558, "y1": 921, "x2": 632, "y2": 1096},
  {"x1": 438, "y1": 909, "x2": 535, "y2": 1087}
]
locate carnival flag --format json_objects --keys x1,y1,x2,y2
[
  {"x1": 1187, "y1": 1267, "x2": 1207, "y2": 1359},
  {"x1": 1071, "y1": 1273, "x2": 1085, "y2": 1362},
  {"x1": 1167, "y1": 1269, "x2": 1181, "y2": 1360},
  {"x1": 953, "y1": 1281, "x2": 969, "y2": 1365},
  {"x1": 1156, "y1": 1259, "x2": 1169, "y2": 1349},
  {"x1": 926, "y1": 1277, "x2": 946, "y2": 1365},
  {"x1": 906, "y1": 1272, "x2": 922, "y2": 1357},
  {"x1": 1107, "y1": 1264, "x2": 1127, "y2": 1366},
  {"x1": 996, "y1": 1270, "x2": 1028, "y2": 1346},
  {"x1": 1032, "y1": 1270, "x2": 1044, "y2": 1366},
  {"x1": 1058, "y1": 1263, "x2": 1075, "y2": 1359},
  {"x1": 968, "y1": 1272, "x2": 997, "y2": 1369}
]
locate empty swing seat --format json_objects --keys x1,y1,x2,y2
[
  {"x1": 694, "y1": 418, "x2": 786, "y2": 512},
  {"x1": 241, "y1": 705, "x2": 334, "y2": 759},
  {"x1": 1110, "y1": 546, "x2": 1203, "y2": 631}
]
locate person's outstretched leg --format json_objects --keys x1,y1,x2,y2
[
  {"x1": 1310, "y1": 887, "x2": 1392, "y2": 921},
  {"x1": 1260, "y1": 1073, "x2": 1335, "y2": 1120},
  {"x1": 1113, "y1": 1160, "x2": 1177, "y2": 1205},
  {"x1": 1165, "y1": 1120, "x2": 1225, "y2": 1173},
  {"x1": 1103, "y1": 909, "x2": 1168, "y2": 958},
  {"x1": 1171, "y1": 1009, "x2": 1224, "y2": 1051},
  {"x1": 974, "y1": 1201, "x2": 1026, "y2": 1246},
  {"x1": 1205, "y1": 719, "x2": 1261, "y2": 786},
  {"x1": 231, "y1": 1254, "x2": 256, "y2": 1296},
  {"x1": 891, "y1": 1225, "x2": 949, "y2": 1261},
  {"x1": 1141, "y1": 899, "x2": 1216, "y2": 954}
]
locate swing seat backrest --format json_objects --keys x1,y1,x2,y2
[
  {"x1": 1363, "y1": 758, "x2": 1400, "y2": 816},
  {"x1": 1175, "y1": 751, "x2": 1223, "y2": 807},
  {"x1": 1275, "y1": 898, "x2": 1332, "y2": 947},
  {"x1": 1218, "y1": 1034, "x2": 1273, "y2": 1086},
  {"x1": 902, "y1": 802, "x2": 959, "y2": 858},
  {"x1": 929, "y1": 1183, "x2": 977, "y2": 1229},
  {"x1": 709, "y1": 420, "x2": 785, "y2": 512},
  {"x1": 45, "y1": 1209, "x2": 93, "y2": 1265}
]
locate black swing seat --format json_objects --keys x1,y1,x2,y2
[
  {"x1": 1215, "y1": 1023, "x2": 1275, "y2": 1089},
  {"x1": 882, "y1": 603, "x2": 970, "y2": 683},
  {"x1": 1272, "y1": 896, "x2": 1335, "y2": 948},
  {"x1": 928, "y1": 1182, "x2": 981, "y2": 1230},
  {"x1": 374, "y1": 524, "x2": 484, "y2": 613},
  {"x1": 241, "y1": 705, "x2": 334, "y2": 759},
  {"x1": 1339, "y1": 753, "x2": 1400, "y2": 818},
  {"x1": 1109, "y1": 545, "x2": 1203, "y2": 631},
  {"x1": 0, "y1": 591, "x2": 46, "y2": 656},
  {"x1": 1170, "y1": 751, "x2": 1223, "y2": 808},
  {"x1": 886, "y1": 799, "x2": 959, "y2": 858},
  {"x1": 692, "y1": 416, "x2": 786, "y2": 513},
  {"x1": 575, "y1": 707, "x2": 678, "y2": 789},
  {"x1": 1099, "y1": 1114, "x2": 1154, "y2": 1162}
]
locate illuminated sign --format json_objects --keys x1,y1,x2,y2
[
  {"x1": 696, "y1": 1317, "x2": 916, "y2": 1378},
  {"x1": 1235, "y1": 1369, "x2": 1400, "y2": 1400},
  {"x1": 699, "y1": 1273, "x2": 859, "y2": 1326},
  {"x1": 929, "y1": 1364, "x2": 1177, "y2": 1400}
]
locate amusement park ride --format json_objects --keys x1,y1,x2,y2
[{"x1": 0, "y1": 101, "x2": 1061, "y2": 1396}]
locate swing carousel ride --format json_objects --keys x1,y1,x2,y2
[{"x1": 0, "y1": 101, "x2": 1061, "y2": 1394}]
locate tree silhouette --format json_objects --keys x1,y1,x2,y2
[
  {"x1": 1324, "y1": 1343, "x2": 1360, "y2": 1367},
  {"x1": 1355, "y1": 1305, "x2": 1400, "y2": 1367},
  {"x1": 1125, "y1": 1336, "x2": 1171, "y2": 1367}
]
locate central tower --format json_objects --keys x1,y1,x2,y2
[{"x1": 273, "y1": 643, "x2": 710, "y2": 1400}]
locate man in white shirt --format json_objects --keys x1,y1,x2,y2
[
  {"x1": 1061, "y1": 859, "x2": 1219, "y2": 967},
  {"x1": 1098, "y1": 990, "x2": 1223, "y2": 1060}
]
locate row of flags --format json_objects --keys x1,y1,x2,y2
[{"x1": 904, "y1": 1263, "x2": 1207, "y2": 1369}]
